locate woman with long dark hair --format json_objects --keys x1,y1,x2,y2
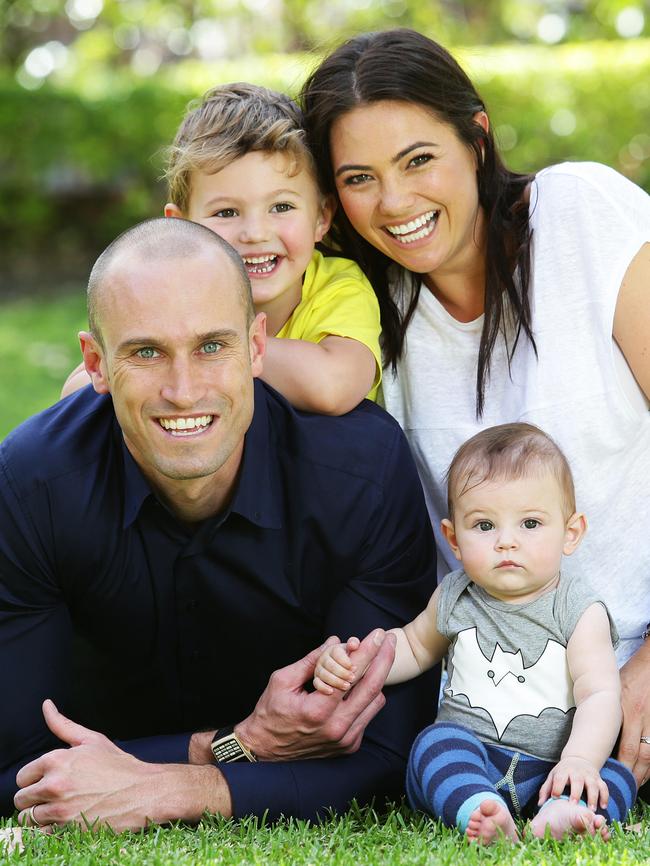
[{"x1": 301, "y1": 26, "x2": 650, "y2": 794}]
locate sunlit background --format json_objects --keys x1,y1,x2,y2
[
  {"x1": 1, "y1": 0, "x2": 649, "y2": 436},
  {"x1": 8, "y1": 0, "x2": 650, "y2": 79}
]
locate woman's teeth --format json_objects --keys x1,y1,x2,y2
[{"x1": 385, "y1": 211, "x2": 438, "y2": 243}]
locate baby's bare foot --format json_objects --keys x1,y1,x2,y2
[
  {"x1": 531, "y1": 799, "x2": 610, "y2": 841},
  {"x1": 465, "y1": 799, "x2": 519, "y2": 844}
]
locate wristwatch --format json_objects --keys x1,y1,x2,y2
[{"x1": 210, "y1": 726, "x2": 257, "y2": 763}]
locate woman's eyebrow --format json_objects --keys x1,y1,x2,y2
[
  {"x1": 335, "y1": 141, "x2": 439, "y2": 176},
  {"x1": 393, "y1": 141, "x2": 438, "y2": 162}
]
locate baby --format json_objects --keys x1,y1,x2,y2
[
  {"x1": 315, "y1": 423, "x2": 636, "y2": 843},
  {"x1": 62, "y1": 83, "x2": 381, "y2": 414}
]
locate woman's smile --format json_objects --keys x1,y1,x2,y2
[{"x1": 384, "y1": 210, "x2": 439, "y2": 244}]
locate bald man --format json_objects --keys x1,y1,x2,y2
[{"x1": 0, "y1": 218, "x2": 438, "y2": 830}]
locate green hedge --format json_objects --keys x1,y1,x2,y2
[{"x1": 3, "y1": 40, "x2": 649, "y2": 292}]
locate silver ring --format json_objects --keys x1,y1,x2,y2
[
  {"x1": 641, "y1": 735, "x2": 650, "y2": 745},
  {"x1": 28, "y1": 804, "x2": 44, "y2": 827}
]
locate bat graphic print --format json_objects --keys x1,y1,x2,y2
[{"x1": 445, "y1": 628, "x2": 575, "y2": 738}]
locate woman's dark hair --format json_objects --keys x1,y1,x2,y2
[{"x1": 301, "y1": 28, "x2": 536, "y2": 417}]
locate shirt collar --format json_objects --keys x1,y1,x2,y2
[
  {"x1": 120, "y1": 380, "x2": 282, "y2": 530},
  {"x1": 121, "y1": 436, "x2": 154, "y2": 530},
  {"x1": 229, "y1": 380, "x2": 282, "y2": 530}
]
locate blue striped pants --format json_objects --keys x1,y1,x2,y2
[{"x1": 406, "y1": 722, "x2": 637, "y2": 830}]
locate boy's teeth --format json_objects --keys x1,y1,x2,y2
[
  {"x1": 242, "y1": 254, "x2": 279, "y2": 274},
  {"x1": 385, "y1": 211, "x2": 437, "y2": 239},
  {"x1": 159, "y1": 415, "x2": 213, "y2": 434},
  {"x1": 243, "y1": 255, "x2": 276, "y2": 264}
]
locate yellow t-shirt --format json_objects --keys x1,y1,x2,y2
[{"x1": 276, "y1": 251, "x2": 382, "y2": 400}]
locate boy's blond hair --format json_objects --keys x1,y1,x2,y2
[
  {"x1": 166, "y1": 82, "x2": 315, "y2": 214},
  {"x1": 446, "y1": 423, "x2": 576, "y2": 520}
]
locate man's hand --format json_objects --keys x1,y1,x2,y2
[
  {"x1": 14, "y1": 700, "x2": 231, "y2": 831},
  {"x1": 617, "y1": 641, "x2": 650, "y2": 787},
  {"x1": 236, "y1": 629, "x2": 396, "y2": 761}
]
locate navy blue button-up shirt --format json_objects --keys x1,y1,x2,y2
[{"x1": 0, "y1": 381, "x2": 438, "y2": 819}]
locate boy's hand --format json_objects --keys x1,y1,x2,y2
[
  {"x1": 313, "y1": 637, "x2": 361, "y2": 694},
  {"x1": 538, "y1": 756, "x2": 609, "y2": 812}
]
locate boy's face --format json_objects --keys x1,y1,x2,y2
[
  {"x1": 441, "y1": 472, "x2": 586, "y2": 604},
  {"x1": 167, "y1": 151, "x2": 332, "y2": 333}
]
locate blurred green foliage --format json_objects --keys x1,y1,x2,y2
[
  {"x1": 0, "y1": 290, "x2": 87, "y2": 438},
  {"x1": 2, "y1": 39, "x2": 649, "y2": 292},
  {"x1": 3, "y1": 0, "x2": 648, "y2": 76}
]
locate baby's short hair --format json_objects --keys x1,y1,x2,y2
[
  {"x1": 166, "y1": 82, "x2": 315, "y2": 213},
  {"x1": 446, "y1": 423, "x2": 576, "y2": 519}
]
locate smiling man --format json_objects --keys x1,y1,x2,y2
[{"x1": 0, "y1": 218, "x2": 438, "y2": 830}]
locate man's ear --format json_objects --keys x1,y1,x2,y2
[
  {"x1": 314, "y1": 194, "x2": 336, "y2": 243},
  {"x1": 164, "y1": 203, "x2": 184, "y2": 219},
  {"x1": 441, "y1": 518, "x2": 462, "y2": 562},
  {"x1": 249, "y1": 313, "x2": 266, "y2": 379},
  {"x1": 563, "y1": 512, "x2": 588, "y2": 556},
  {"x1": 79, "y1": 331, "x2": 110, "y2": 395}
]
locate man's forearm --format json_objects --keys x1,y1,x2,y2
[{"x1": 142, "y1": 762, "x2": 233, "y2": 824}]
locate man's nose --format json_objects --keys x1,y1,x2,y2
[{"x1": 160, "y1": 358, "x2": 205, "y2": 408}]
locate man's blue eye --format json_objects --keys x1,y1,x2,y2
[
  {"x1": 202, "y1": 342, "x2": 220, "y2": 354},
  {"x1": 137, "y1": 347, "x2": 157, "y2": 359}
]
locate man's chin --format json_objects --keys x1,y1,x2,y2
[{"x1": 152, "y1": 459, "x2": 224, "y2": 482}]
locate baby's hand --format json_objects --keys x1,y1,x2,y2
[
  {"x1": 538, "y1": 756, "x2": 609, "y2": 812},
  {"x1": 313, "y1": 637, "x2": 361, "y2": 695}
]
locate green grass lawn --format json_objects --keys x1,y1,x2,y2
[
  {"x1": 0, "y1": 289, "x2": 87, "y2": 441},
  {"x1": 2, "y1": 804, "x2": 650, "y2": 864}
]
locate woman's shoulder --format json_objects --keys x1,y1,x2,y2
[
  {"x1": 530, "y1": 161, "x2": 650, "y2": 250},
  {"x1": 532, "y1": 161, "x2": 649, "y2": 212}
]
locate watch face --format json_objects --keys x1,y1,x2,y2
[
  {"x1": 213, "y1": 736, "x2": 245, "y2": 762},
  {"x1": 211, "y1": 728, "x2": 256, "y2": 763}
]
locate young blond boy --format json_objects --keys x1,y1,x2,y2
[
  {"x1": 63, "y1": 84, "x2": 381, "y2": 414},
  {"x1": 315, "y1": 423, "x2": 636, "y2": 843}
]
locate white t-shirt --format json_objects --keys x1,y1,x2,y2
[{"x1": 381, "y1": 162, "x2": 650, "y2": 664}]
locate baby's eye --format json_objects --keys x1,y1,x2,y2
[
  {"x1": 408, "y1": 153, "x2": 433, "y2": 168},
  {"x1": 476, "y1": 521, "x2": 494, "y2": 532},
  {"x1": 214, "y1": 208, "x2": 238, "y2": 218},
  {"x1": 136, "y1": 347, "x2": 159, "y2": 359},
  {"x1": 200, "y1": 341, "x2": 221, "y2": 355},
  {"x1": 523, "y1": 519, "x2": 541, "y2": 529},
  {"x1": 271, "y1": 202, "x2": 294, "y2": 213}
]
